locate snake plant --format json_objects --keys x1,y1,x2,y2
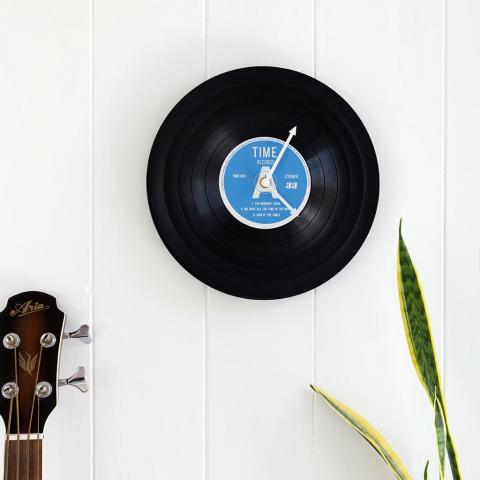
[{"x1": 311, "y1": 221, "x2": 462, "y2": 479}]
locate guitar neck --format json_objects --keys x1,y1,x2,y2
[{"x1": 4, "y1": 438, "x2": 42, "y2": 480}]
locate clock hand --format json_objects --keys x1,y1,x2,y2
[
  {"x1": 271, "y1": 184, "x2": 296, "y2": 214},
  {"x1": 276, "y1": 192, "x2": 296, "y2": 213},
  {"x1": 266, "y1": 126, "x2": 297, "y2": 179}
]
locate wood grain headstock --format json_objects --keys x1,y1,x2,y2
[
  {"x1": 0, "y1": 292, "x2": 79, "y2": 435},
  {"x1": 0, "y1": 292, "x2": 91, "y2": 479}
]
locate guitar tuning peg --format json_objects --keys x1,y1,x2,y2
[
  {"x1": 63, "y1": 324, "x2": 92, "y2": 344},
  {"x1": 58, "y1": 366, "x2": 88, "y2": 393}
]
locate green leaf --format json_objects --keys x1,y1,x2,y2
[
  {"x1": 311, "y1": 385, "x2": 412, "y2": 480},
  {"x1": 424, "y1": 460, "x2": 429, "y2": 480},
  {"x1": 434, "y1": 391, "x2": 446, "y2": 479},
  {"x1": 446, "y1": 430, "x2": 462, "y2": 480},
  {"x1": 397, "y1": 221, "x2": 441, "y2": 403},
  {"x1": 397, "y1": 221, "x2": 462, "y2": 480}
]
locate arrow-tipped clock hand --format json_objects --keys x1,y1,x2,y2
[
  {"x1": 266, "y1": 126, "x2": 297, "y2": 179},
  {"x1": 271, "y1": 184, "x2": 296, "y2": 214},
  {"x1": 276, "y1": 192, "x2": 296, "y2": 214}
]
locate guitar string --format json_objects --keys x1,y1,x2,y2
[
  {"x1": 4, "y1": 396, "x2": 13, "y2": 480},
  {"x1": 26, "y1": 346, "x2": 43, "y2": 480},
  {"x1": 14, "y1": 348, "x2": 20, "y2": 480},
  {"x1": 36, "y1": 397, "x2": 40, "y2": 480},
  {"x1": 4, "y1": 342, "x2": 19, "y2": 480}
]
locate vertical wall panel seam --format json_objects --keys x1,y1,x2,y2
[
  {"x1": 202, "y1": 287, "x2": 209, "y2": 480},
  {"x1": 89, "y1": 0, "x2": 96, "y2": 478},
  {"x1": 203, "y1": 0, "x2": 209, "y2": 80},
  {"x1": 312, "y1": 0, "x2": 317, "y2": 78},
  {"x1": 312, "y1": 289, "x2": 317, "y2": 456},
  {"x1": 441, "y1": 0, "x2": 448, "y2": 389}
]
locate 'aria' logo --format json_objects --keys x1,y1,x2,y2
[
  {"x1": 18, "y1": 352, "x2": 38, "y2": 376},
  {"x1": 9, "y1": 301, "x2": 49, "y2": 317}
]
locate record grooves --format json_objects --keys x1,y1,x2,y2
[{"x1": 147, "y1": 67, "x2": 379, "y2": 299}]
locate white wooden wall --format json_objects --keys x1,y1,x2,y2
[{"x1": 0, "y1": 0, "x2": 478, "y2": 478}]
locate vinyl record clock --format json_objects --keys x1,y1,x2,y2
[{"x1": 147, "y1": 67, "x2": 379, "y2": 300}]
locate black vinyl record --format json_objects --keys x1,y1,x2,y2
[{"x1": 147, "y1": 67, "x2": 379, "y2": 300}]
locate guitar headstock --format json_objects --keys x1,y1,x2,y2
[{"x1": 0, "y1": 292, "x2": 90, "y2": 436}]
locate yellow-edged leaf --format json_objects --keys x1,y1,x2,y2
[
  {"x1": 397, "y1": 220, "x2": 441, "y2": 403},
  {"x1": 434, "y1": 391, "x2": 446, "y2": 479},
  {"x1": 311, "y1": 385, "x2": 412, "y2": 480},
  {"x1": 397, "y1": 221, "x2": 462, "y2": 479},
  {"x1": 446, "y1": 430, "x2": 462, "y2": 480}
]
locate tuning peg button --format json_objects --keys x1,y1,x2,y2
[
  {"x1": 63, "y1": 324, "x2": 92, "y2": 344},
  {"x1": 59, "y1": 366, "x2": 88, "y2": 393}
]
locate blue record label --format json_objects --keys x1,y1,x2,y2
[{"x1": 219, "y1": 132, "x2": 311, "y2": 229}]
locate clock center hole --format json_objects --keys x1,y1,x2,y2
[{"x1": 260, "y1": 176, "x2": 271, "y2": 188}]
